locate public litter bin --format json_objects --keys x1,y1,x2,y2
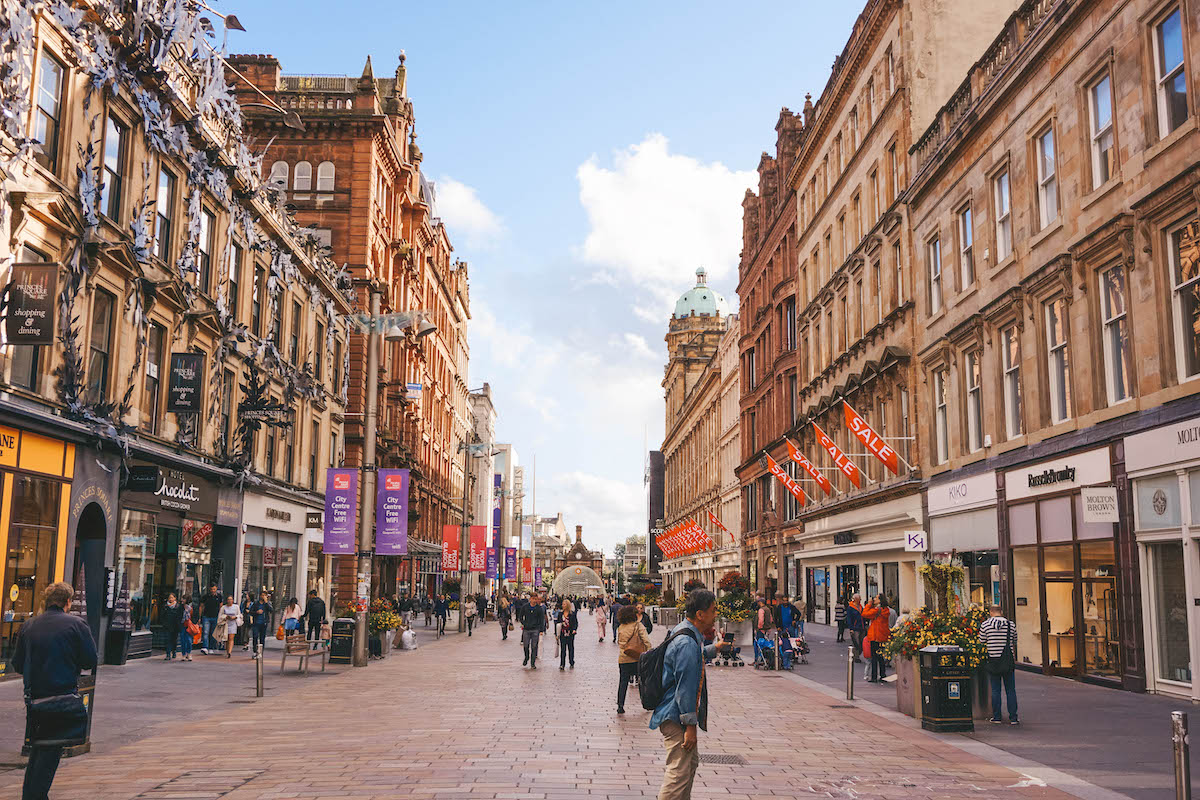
[
  {"x1": 918, "y1": 645, "x2": 974, "y2": 732},
  {"x1": 329, "y1": 617, "x2": 355, "y2": 664}
]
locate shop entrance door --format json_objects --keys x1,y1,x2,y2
[
  {"x1": 836, "y1": 564, "x2": 859, "y2": 604},
  {"x1": 1043, "y1": 577, "x2": 1078, "y2": 677},
  {"x1": 807, "y1": 567, "x2": 829, "y2": 624}
]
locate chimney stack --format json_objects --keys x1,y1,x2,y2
[{"x1": 575, "y1": 525, "x2": 583, "y2": 544}]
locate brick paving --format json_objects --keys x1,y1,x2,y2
[{"x1": 0, "y1": 615, "x2": 1077, "y2": 799}]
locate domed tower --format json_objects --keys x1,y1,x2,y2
[{"x1": 664, "y1": 268, "x2": 730, "y2": 432}]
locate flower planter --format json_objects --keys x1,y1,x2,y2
[
  {"x1": 895, "y1": 656, "x2": 922, "y2": 719},
  {"x1": 722, "y1": 619, "x2": 753, "y2": 648}
]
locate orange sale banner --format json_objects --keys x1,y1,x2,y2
[
  {"x1": 764, "y1": 453, "x2": 807, "y2": 505},
  {"x1": 812, "y1": 421, "x2": 863, "y2": 488},
  {"x1": 785, "y1": 437, "x2": 833, "y2": 495},
  {"x1": 844, "y1": 401, "x2": 899, "y2": 475}
]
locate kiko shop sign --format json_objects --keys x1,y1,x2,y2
[
  {"x1": 125, "y1": 463, "x2": 217, "y2": 518},
  {"x1": 1005, "y1": 447, "x2": 1111, "y2": 502}
]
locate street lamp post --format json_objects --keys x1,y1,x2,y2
[
  {"x1": 344, "y1": 296, "x2": 436, "y2": 668},
  {"x1": 458, "y1": 442, "x2": 472, "y2": 633}
]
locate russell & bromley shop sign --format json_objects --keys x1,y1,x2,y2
[{"x1": 1027, "y1": 466, "x2": 1077, "y2": 489}]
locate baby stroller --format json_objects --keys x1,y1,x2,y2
[
  {"x1": 712, "y1": 632, "x2": 745, "y2": 667},
  {"x1": 756, "y1": 632, "x2": 800, "y2": 670},
  {"x1": 789, "y1": 634, "x2": 810, "y2": 665}
]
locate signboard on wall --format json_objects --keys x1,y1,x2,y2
[
  {"x1": 322, "y1": 469, "x2": 358, "y2": 554},
  {"x1": 375, "y1": 469, "x2": 410, "y2": 555},
  {"x1": 1081, "y1": 486, "x2": 1120, "y2": 523},
  {"x1": 166, "y1": 353, "x2": 205, "y2": 412},
  {"x1": 903, "y1": 530, "x2": 928, "y2": 552},
  {"x1": 5, "y1": 263, "x2": 56, "y2": 344}
]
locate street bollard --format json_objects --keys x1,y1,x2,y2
[
  {"x1": 1172, "y1": 711, "x2": 1191, "y2": 800},
  {"x1": 846, "y1": 645, "x2": 854, "y2": 701},
  {"x1": 255, "y1": 650, "x2": 264, "y2": 698}
]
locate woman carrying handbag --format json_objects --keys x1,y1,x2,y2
[
  {"x1": 219, "y1": 596, "x2": 241, "y2": 659},
  {"x1": 614, "y1": 604, "x2": 651, "y2": 714}
]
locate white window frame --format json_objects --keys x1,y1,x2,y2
[
  {"x1": 1045, "y1": 298, "x2": 1072, "y2": 424},
  {"x1": 934, "y1": 369, "x2": 949, "y2": 465},
  {"x1": 1169, "y1": 219, "x2": 1200, "y2": 380},
  {"x1": 1089, "y1": 75, "x2": 1115, "y2": 187},
  {"x1": 1002, "y1": 326, "x2": 1023, "y2": 439},
  {"x1": 268, "y1": 160, "x2": 289, "y2": 191},
  {"x1": 294, "y1": 161, "x2": 312, "y2": 195},
  {"x1": 1153, "y1": 7, "x2": 1189, "y2": 138},
  {"x1": 928, "y1": 236, "x2": 943, "y2": 313},
  {"x1": 994, "y1": 170, "x2": 1012, "y2": 261},
  {"x1": 1035, "y1": 128, "x2": 1058, "y2": 229},
  {"x1": 893, "y1": 242, "x2": 904, "y2": 306},
  {"x1": 1100, "y1": 264, "x2": 1133, "y2": 405},
  {"x1": 965, "y1": 351, "x2": 983, "y2": 452},
  {"x1": 959, "y1": 205, "x2": 974, "y2": 287}
]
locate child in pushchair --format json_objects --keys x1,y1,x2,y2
[{"x1": 756, "y1": 631, "x2": 806, "y2": 670}]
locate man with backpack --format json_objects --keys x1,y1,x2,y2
[
  {"x1": 647, "y1": 588, "x2": 718, "y2": 800},
  {"x1": 978, "y1": 604, "x2": 1019, "y2": 725}
]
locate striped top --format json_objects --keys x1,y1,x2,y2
[
  {"x1": 978, "y1": 615, "x2": 1017, "y2": 658},
  {"x1": 834, "y1": 604, "x2": 846, "y2": 622}
]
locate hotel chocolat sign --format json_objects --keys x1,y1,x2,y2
[
  {"x1": 5, "y1": 263, "x2": 56, "y2": 344},
  {"x1": 166, "y1": 353, "x2": 204, "y2": 412},
  {"x1": 126, "y1": 464, "x2": 217, "y2": 517}
]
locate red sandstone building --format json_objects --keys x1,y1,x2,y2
[{"x1": 232, "y1": 54, "x2": 472, "y2": 602}]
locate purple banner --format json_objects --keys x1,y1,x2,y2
[
  {"x1": 375, "y1": 468, "x2": 410, "y2": 555},
  {"x1": 504, "y1": 548, "x2": 517, "y2": 580},
  {"x1": 486, "y1": 547, "x2": 498, "y2": 579},
  {"x1": 535, "y1": 566, "x2": 542, "y2": 586},
  {"x1": 323, "y1": 468, "x2": 357, "y2": 554}
]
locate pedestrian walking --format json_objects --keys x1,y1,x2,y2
[
  {"x1": 845, "y1": 593, "x2": 865, "y2": 663},
  {"x1": 559, "y1": 600, "x2": 577, "y2": 669},
  {"x1": 434, "y1": 594, "x2": 449, "y2": 637},
  {"x1": 519, "y1": 593, "x2": 546, "y2": 668},
  {"x1": 979, "y1": 604, "x2": 1019, "y2": 725},
  {"x1": 15, "y1": 581, "x2": 97, "y2": 800},
  {"x1": 650, "y1": 589, "x2": 719, "y2": 800},
  {"x1": 497, "y1": 595, "x2": 512, "y2": 640},
  {"x1": 219, "y1": 596, "x2": 240, "y2": 658},
  {"x1": 282, "y1": 597, "x2": 302, "y2": 639},
  {"x1": 200, "y1": 584, "x2": 222, "y2": 654},
  {"x1": 237, "y1": 590, "x2": 254, "y2": 650},
  {"x1": 248, "y1": 590, "x2": 273, "y2": 658},
  {"x1": 861, "y1": 595, "x2": 891, "y2": 682},
  {"x1": 637, "y1": 602, "x2": 654, "y2": 635},
  {"x1": 179, "y1": 597, "x2": 195, "y2": 661},
  {"x1": 834, "y1": 596, "x2": 846, "y2": 642},
  {"x1": 161, "y1": 592, "x2": 183, "y2": 661},
  {"x1": 423, "y1": 596, "x2": 433, "y2": 627},
  {"x1": 616, "y1": 604, "x2": 651, "y2": 714},
  {"x1": 464, "y1": 596, "x2": 477, "y2": 636},
  {"x1": 305, "y1": 589, "x2": 326, "y2": 643},
  {"x1": 596, "y1": 596, "x2": 609, "y2": 641}
]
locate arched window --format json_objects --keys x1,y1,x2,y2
[
  {"x1": 268, "y1": 160, "x2": 288, "y2": 190},
  {"x1": 294, "y1": 161, "x2": 312, "y2": 192},
  {"x1": 317, "y1": 161, "x2": 335, "y2": 192}
]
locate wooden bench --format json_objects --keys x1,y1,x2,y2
[{"x1": 280, "y1": 634, "x2": 328, "y2": 674}]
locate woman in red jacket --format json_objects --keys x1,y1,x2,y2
[{"x1": 861, "y1": 595, "x2": 892, "y2": 683}]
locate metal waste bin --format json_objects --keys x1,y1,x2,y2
[
  {"x1": 329, "y1": 617, "x2": 355, "y2": 664},
  {"x1": 919, "y1": 645, "x2": 974, "y2": 732}
]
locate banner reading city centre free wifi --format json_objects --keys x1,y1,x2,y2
[
  {"x1": 375, "y1": 469, "x2": 410, "y2": 555},
  {"x1": 323, "y1": 469, "x2": 358, "y2": 554}
]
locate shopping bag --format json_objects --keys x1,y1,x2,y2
[
  {"x1": 188, "y1": 620, "x2": 202, "y2": 645},
  {"x1": 275, "y1": 624, "x2": 286, "y2": 640}
]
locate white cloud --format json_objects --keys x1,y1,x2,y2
[
  {"x1": 435, "y1": 176, "x2": 505, "y2": 249},
  {"x1": 617, "y1": 332, "x2": 657, "y2": 362},
  {"x1": 541, "y1": 471, "x2": 646, "y2": 557},
  {"x1": 576, "y1": 133, "x2": 755, "y2": 316}
]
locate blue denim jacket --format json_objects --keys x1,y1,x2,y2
[{"x1": 649, "y1": 620, "x2": 717, "y2": 731}]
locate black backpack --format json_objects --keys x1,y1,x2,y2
[{"x1": 638, "y1": 627, "x2": 702, "y2": 711}]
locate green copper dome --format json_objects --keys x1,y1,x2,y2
[{"x1": 672, "y1": 267, "x2": 729, "y2": 319}]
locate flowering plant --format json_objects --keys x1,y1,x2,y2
[
  {"x1": 718, "y1": 571, "x2": 750, "y2": 595},
  {"x1": 717, "y1": 593, "x2": 753, "y2": 623},
  {"x1": 882, "y1": 605, "x2": 988, "y2": 667},
  {"x1": 683, "y1": 578, "x2": 706, "y2": 593},
  {"x1": 367, "y1": 598, "x2": 401, "y2": 634}
]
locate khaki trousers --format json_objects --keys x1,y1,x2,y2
[{"x1": 658, "y1": 720, "x2": 699, "y2": 800}]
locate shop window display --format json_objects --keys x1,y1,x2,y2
[
  {"x1": 882, "y1": 562, "x2": 899, "y2": 607},
  {"x1": 1149, "y1": 541, "x2": 1191, "y2": 683},
  {"x1": 115, "y1": 509, "x2": 155, "y2": 631},
  {"x1": 1012, "y1": 548, "x2": 1042, "y2": 667},
  {"x1": 1080, "y1": 540, "x2": 1120, "y2": 677},
  {"x1": 865, "y1": 563, "x2": 879, "y2": 600},
  {"x1": 961, "y1": 550, "x2": 999, "y2": 606},
  {"x1": 1, "y1": 475, "x2": 62, "y2": 659}
]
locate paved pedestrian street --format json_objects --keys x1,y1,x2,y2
[{"x1": 2, "y1": 620, "x2": 1076, "y2": 800}]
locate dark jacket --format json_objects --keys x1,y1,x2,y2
[
  {"x1": 161, "y1": 602, "x2": 184, "y2": 634},
  {"x1": 559, "y1": 610, "x2": 579, "y2": 638},
  {"x1": 640, "y1": 611, "x2": 654, "y2": 635},
  {"x1": 306, "y1": 597, "x2": 327, "y2": 624},
  {"x1": 845, "y1": 601, "x2": 865, "y2": 633},
  {"x1": 434, "y1": 598, "x2": 450, "y2": 617},
  {"x1": 201, "y1": 592, "x2": 222, "y2": 618},
  {"x1": 13, "y1": 607, "x2": 98, "y2": 699},
  {"x1": 519, "y1": 603, "x2": 547, "y2": 632},
  {"x1": 776, "y1": 602, "x2": 800, "y2": 629},
  {"x1": 248, "y1": 600, "x2": 273, "y2": 627}
]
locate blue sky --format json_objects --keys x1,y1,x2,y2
[{"x1": 237, "y1": 0, "x2": 861, "y2": 556}]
